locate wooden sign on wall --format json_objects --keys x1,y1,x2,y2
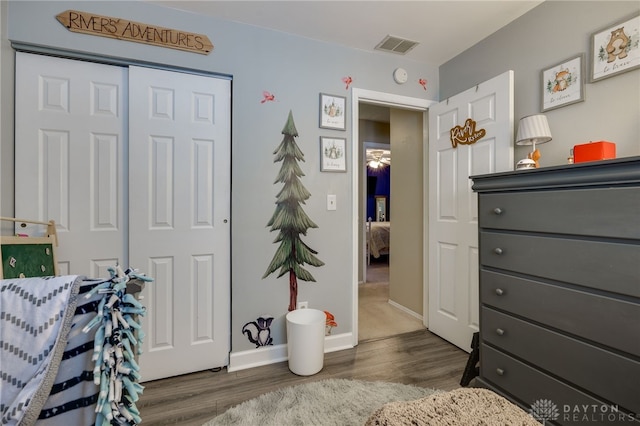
[
  {"x1": 450, "y1": 118, "x2": 486, "y2": 148},
  {"x1": 56, "y1": 10, "x2": 213, "y2": 55}
]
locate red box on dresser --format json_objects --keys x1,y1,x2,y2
[{"x1": 573, "y1": 141, "x2": 616, "y2": 163}]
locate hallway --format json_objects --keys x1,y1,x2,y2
[{"x1": 359, "y1": 257, "x2": 425, "y2": 341}]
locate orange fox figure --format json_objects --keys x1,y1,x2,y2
[
  {"x1": 552, "y1": 70, "x2": 570, "y2": 92},
  {"x1": 528, "y1": 149, "x2": 541, "y2": 168}
]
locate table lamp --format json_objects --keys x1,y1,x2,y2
[{"x1": 515, "y1": 114, "x2": 552, "y2": 168}]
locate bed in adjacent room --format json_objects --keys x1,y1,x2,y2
[{"x1": 367, "y1": 220, "x2": 390, "y2": 264}]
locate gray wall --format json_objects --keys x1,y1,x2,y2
[
  {"x1": 1, "y1": 1, "x2": 439, "y2": 354},
  {"x1": 0, "y1": 1, "x2": 14, "y2": 236},
  {"x1": 440, "y1": 1, "x2": 640, "y2": 167}
]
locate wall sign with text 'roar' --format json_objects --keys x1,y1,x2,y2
[
  {"x1": 56, "y1": 10, "x2": 213, "y2": 55},
  {"x1": 450, "y1": 118, "x2": 486, "y2": 148}
]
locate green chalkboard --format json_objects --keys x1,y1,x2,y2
[{"x1": 0, "y1": 236, "x2": 58, "y2": 279}]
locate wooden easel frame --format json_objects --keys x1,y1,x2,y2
[{"x1": 0, "y1": 217, "x2": 59, "y2": 279}]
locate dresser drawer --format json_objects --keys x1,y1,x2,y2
[
  {"x1": 481, "y1": 270, "x2": 640, "y2": 356},
  {"x1": 478, "y1": 187, "x2": 640, "y2": 239},
  {"x1": 481, "y1": 307, "x2": 640, "y2": 413},
  {"x1": 480, "y1": 231, "x2": 640, "y2": 297},
  {"x1": 481, "y1": 344, "x2": 640, "y2": 425}
]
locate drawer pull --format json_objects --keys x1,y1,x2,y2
[
  {"x1": 495, "y1": 288, "x2": 504, "y2": 296},
  {"x1": 494, "y1": 248, "x2": 503, "y2": 255},
  {"x1": 496, "y1": 328, "x2": 505, "y2": 336},
  {"x1": 496, "y1": 368, "x2": 505, "y2": 376},
  {"x1": 493, "y1": 208, "x2": 503, "y2": 215}
]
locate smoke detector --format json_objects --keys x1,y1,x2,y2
[{"x1": 375, "y1": 35, "x2": 419, "y2": 55}]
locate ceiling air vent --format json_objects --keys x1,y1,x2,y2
[{"x1": 375, "y1": 35, "x2": 419, "y2": 55}]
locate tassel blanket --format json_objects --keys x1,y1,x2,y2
[
  {"x1": 1, "y1": 275, "x2": 84, "y2": 425},
  {"x1": 1, "y1": 268, "x2": 152, "y2": 426}
]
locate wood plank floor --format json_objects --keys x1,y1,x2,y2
[
  {"x1": 138, "y1": 260, "x2": 470, "y2": 425},
  {"x1": 138, "y1": 330, "x2": 469, "y2": 425}
]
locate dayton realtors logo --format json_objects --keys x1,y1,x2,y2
[
  {"x1": 529, "y1": 399, "x2": 559, "y2": 424},
  {"x1": 530, "y1": 399, "x2": 639, "y2": 423}
]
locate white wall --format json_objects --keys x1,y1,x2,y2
[{"x1": 440, "y1": 1, "x2": 640, "y2": 167}]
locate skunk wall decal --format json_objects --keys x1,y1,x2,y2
[{"x1": 242, "y1": 316, "x2": 274, "y2": 347}]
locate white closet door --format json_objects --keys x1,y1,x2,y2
[
  {"x1": 15, "y1": 54, "x2": 232, "y2": 381},
  {"x1": 128, "y1": 66, "x2": 231, "y2": 381},
  {"x1": 15, "y1": 52, "x2": 127, "y2": 278}
]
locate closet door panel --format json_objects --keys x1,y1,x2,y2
[
  {"x1": 128, "y1": 66, "x2": 231, "y2": 381},
  {"x1": 15, "y1": 52, "x2": 127, "y2": 278}
]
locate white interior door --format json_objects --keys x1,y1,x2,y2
[
  {"x1": 128, "y1": 66, "x2": 231, "y2": 381},
  {"x1": 427, "y1": 71, "x2": 514, "y2": 351},
  {"x1": 15, "y1": 52, "x2": 127, "y2": 278}
]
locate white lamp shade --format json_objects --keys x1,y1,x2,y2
[{"x1": 516, "y1": 114, "x2": 552, "y2": 146}]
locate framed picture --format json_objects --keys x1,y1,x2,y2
[
  {"x1": 590, "y1": 14, "x2": 640, "y2": 82},
  {"x1": 320, "y1": 136, "x2": 346, "y2": 172},
  {"x1": 319, "y1": 93, "x2": 346, "y2": 130},
  {"x1": 541, "y1": 54, "x2": 585, "y2": 112}
]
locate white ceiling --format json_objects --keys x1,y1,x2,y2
[
  {"x1": 147, "y1": 1, "x2": 544, "y2": 123},
  {"x1": 148, "y1": 0, "x2": 544, "y2": 66}
]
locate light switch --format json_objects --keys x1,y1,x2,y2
[{"x1": 327, "y1": 194, "x2": 337, "y2": 210}]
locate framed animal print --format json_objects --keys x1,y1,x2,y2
[
  {"x1": 541, "y1": 54, "x2": 585, "y2": 112},
  {"x1": 590, "y1": 14, "x2": 640, "y2": 82},
  {"x1": 319, "y1": 93, "x2": 346, "y2": 131},
  {"x1": 320, "y1": 136, "x2": 346, "y2": 172}
]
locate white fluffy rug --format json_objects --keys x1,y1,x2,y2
[{"x1": 204, "y1": 379, "x2": 439, "y2": 426}]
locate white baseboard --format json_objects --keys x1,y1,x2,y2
[
  {"x1": 388, "y1": 299, "x2": 423, "y2": 321},
  {"x1": 325, "y1": 331, "x2": 354, "y2": 353},
  {"x1": 227, "y1": 343, "x2": 288, "y2": 373},
  {"x1": 228, "y1": 332, "x2": 354, "y2": 372}
]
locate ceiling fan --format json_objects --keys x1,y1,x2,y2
[{"x1": 366, "y1": 149, "x2": 391, "y2": 169}]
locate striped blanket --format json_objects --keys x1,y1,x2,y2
[{"x1": 1, "y1": 276, "x2": 104, "y2": 426}]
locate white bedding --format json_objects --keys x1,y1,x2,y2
[{"x1": 369, "y1": 221, "x2": 390, "y2": 258}]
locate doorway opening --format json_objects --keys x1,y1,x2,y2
[
  {"x1": 351, "y1": 89, "x2": 435, "y2": 345},
  {"x1": 361, "y1": 139, "x2": 395, "y2": 341}
]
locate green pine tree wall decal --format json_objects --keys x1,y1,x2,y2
[{"x1": 263, "y1": 110, "x2": 325, "y2": 311}]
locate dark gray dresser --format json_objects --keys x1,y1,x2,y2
[{"x1": 471, "y1": 157, "x2": 640, "y2": 425}]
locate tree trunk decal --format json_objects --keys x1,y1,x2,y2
[{"x1": 263, "y1": 110, "x2": 325, "y2": 311}]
